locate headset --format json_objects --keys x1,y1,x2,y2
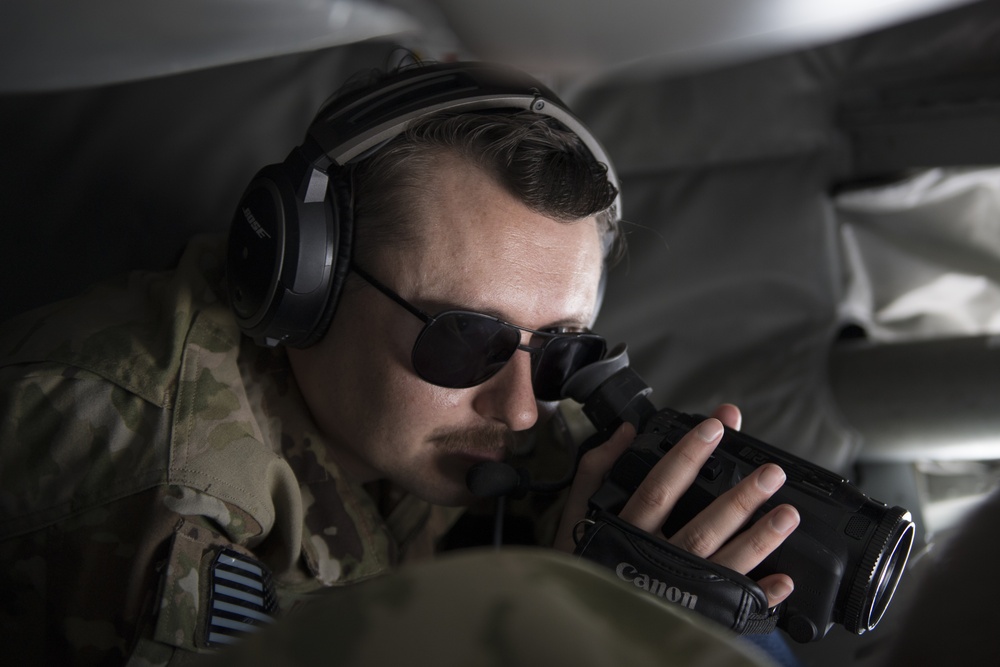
[{"x1": 226, "y1": 61, "x2": 621, "y2": 348}]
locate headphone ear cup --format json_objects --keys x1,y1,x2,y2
[
  {"x1": 302, "y1": 168, "x2": 354, "y2": 347},
  {"x1": 227, "y1": 157, "x2": 341, "y2": 347},
  {"x1": 227, "y1": 163, "x2": 288, "y2": 338}
]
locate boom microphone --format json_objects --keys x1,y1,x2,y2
[
  {"x1": 465, "y1": 405, "x2": 586, "y2": 499},
  {"x1": 466, "y1": 462, "x2": 530, "y2": 498},
  {"x1": 466, "y1": 456, "x2": 581, "y2": 498}
]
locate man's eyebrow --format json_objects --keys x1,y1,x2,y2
[
  {"x1": 539, "y1": 316, "x2": 593, "y2": 332},
  {"x1": 416, "y1": 296, "x2": 591, "y2": 331}
]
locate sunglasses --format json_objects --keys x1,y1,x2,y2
[{"x1": 350, "y1": 263, "x2": 607, "y2": 401}]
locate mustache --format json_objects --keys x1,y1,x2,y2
[{"x1": 431, "y1": 423, "x2": 518, "y2": 455}]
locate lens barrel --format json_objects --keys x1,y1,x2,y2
[{"x1": 843, "y1": 508, "x2": 915, "y2": 633}]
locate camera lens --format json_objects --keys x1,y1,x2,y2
[
  {"x1": 865, "y1": 518, "x2": 915, "y2": 629},
  {"x1": 844, "y1": 508, "x2": 915, "y2": 634}
]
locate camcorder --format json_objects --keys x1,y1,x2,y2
[{"x1": 563, "y1": 345, "x2": 915, "y2": 643}]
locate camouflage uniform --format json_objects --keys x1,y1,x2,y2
[
  {"x1": 0, "y1": 234, "x2": 780, "y2": 667},
  {"x1": 0, "y1": 234, "x2": 462, "y2": 665}
]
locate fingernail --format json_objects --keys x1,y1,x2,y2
[
  {"x1": 695, "y1": 419, "x2": 724, "y2": 443},
  {"x1": 770, "y1": 507, "x2": 799, "y2": 534},
  {"x1": 768, "y1": 579, "x2": 794, "y2": 602},
  {"x1": 757, "y1": 465, "x2": 786, "y2": 493}
]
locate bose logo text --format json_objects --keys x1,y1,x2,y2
[
  {"x1": 243, "y1": 207, "x2": 271, "y2": 239},
  {"x1": 616, "y1": 562, "x2": 699, "y2": 610}
]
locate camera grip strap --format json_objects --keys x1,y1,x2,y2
[{"x1": 574, "y1": 512, "x2": 778, "y2": 635}]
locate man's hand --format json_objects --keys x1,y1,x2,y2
[{"x1": 554, "y1": 404, "x2": 799, "y2": 608}]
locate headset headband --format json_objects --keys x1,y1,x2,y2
[{"x1": 305, "y1": 63, "x2": 620, "y2": 217}]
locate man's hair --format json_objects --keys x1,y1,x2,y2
[{"x1": 349, "y1": 110, "x2": 622, "y2": 267}]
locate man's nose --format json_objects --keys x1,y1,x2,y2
[{"x1": 471, "y1": 346, "x2": 539, "y2": 432}]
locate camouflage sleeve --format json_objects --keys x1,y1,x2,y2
[
  {"x1": 0, "y1": 236, "x2": 294, "y2": 666},
  {"x1": 198, "y1": 548, "x2": 779, "y2": 667},
  {"x1": 1, "y1": 486, "x2": 227, "y2": 665},
  {"x1": 0, "y1": 480, "x2": 284, "y2": 667},
  {"x1": 0, "y1": 363, "x2": 276, "y2": 666}
]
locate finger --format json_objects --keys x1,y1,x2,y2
[
  {"x1": 667, "y1": 463, "x2": 789, "y2": 560},
  {"x1": 710, "y1": 403, "x2": 741, "y2": 431},
  {"x1": 618, "y1": 418, "x2": 724, "y2": 533},
  {"x1": 552, "y1": 422, "x2": 635, "y2": 552},
  {"x1": 756, "y1": 573, "x2": 795, "y2": 608},
  {"x1": 709, "y1": 504, "x2": 800, "y2": 574}
]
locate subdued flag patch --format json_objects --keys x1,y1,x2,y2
[{"x1": 205, "y1": 548, "x2": 279, "y2": 647}]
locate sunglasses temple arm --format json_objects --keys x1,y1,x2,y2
[{"x1": 350, "y1": 263, "x2": 434, "y2": 324}]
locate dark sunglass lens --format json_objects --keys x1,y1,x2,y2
[
  {"x1": 412, "y1": 312, "x2": 521, "y2": 388},
  {"x1": 532, "y1": 336, "x2": 607, "y2": 401}
]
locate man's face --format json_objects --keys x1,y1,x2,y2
[{"x1": 288, "y1": 153, "x2": 605, "y2": 506}]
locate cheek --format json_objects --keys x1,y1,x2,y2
[
  {"x1": 335, "y1": 328, "x2": 466, "y2": 437},
  {"x1": 322, "y1": 291, "x2": 414, "y2": 391},
  {"x1": 303, "y1": 288, "x2": 478, "y2": 448},
  {"x1": 291, "y1": 306, "x2": 400, "y2": 434},
  {"x1": 388, "y1": 374, "x2": 467, "y2": 428}
]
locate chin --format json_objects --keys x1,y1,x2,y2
[
  {"x1": 403, "y1": 461, "x2": 482, "y2": 507},
  {"x1": 411, "y1": 478, "x2": 480, "y2": 507},
  {"x1": 388, "y1": 452, "x2": 495, "y2": 506}
]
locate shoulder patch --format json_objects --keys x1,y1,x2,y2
[{"x1": 205, "y1": 548, "x2": 280, "y2": 647}]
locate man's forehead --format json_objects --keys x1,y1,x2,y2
[
  {"x1": 373, "y1": 155, "x2": 605, "y2": 323},
  {"x1": 389, "y1": 236, "x2": 601, "y2": 328}
]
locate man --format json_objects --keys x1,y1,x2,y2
[{"x1": 0, "y1": 61, "x2": 798, "y2": 665}]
